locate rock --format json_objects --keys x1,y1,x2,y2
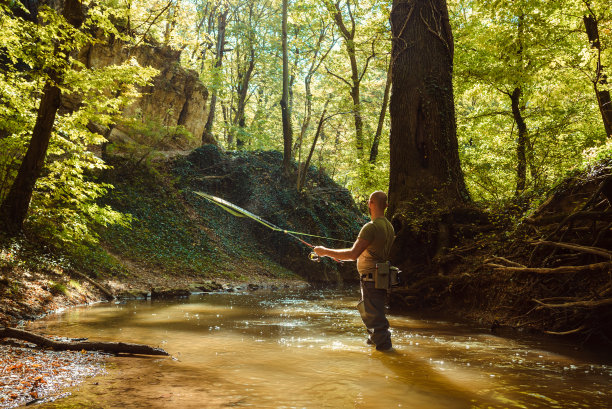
[
  {"x1": 247, "y1": 283, "x2": 260, "y2": 291},
  {"x1": 190, "y1": 281, "x2": 223, "y2": 292},
  {"x1": 77, "y1": 41, "x2": 209, "y2": 149},
  {"x1": 116, "y1": 290, "x2": 149, "y2": 300},
  {"x1": 150, "y1": 287, "x2": 191, "y2": 299}
]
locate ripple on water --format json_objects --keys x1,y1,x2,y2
[{"x1": 24, "y1": 289, "x2": 612, "y2": 409}]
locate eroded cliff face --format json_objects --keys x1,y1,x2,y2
[{"x1": 79, "y1": 39, "x2": 210, "y2": 149}]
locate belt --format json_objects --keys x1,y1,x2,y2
[{"x1": 360, "y1": 273, "x2": 374, "y2": 282}]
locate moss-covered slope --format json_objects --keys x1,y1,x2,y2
[{"x1": 94, "y1": 146, "x2": 364, "y2": 284}]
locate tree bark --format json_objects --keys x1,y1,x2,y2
[
  {"x1": 370, "y1": 60, "x2": 392, "y2": 163},
  {"x1": 298, "y1": 98, "x2": 329, "y2": 191},
  {"x1": 510, "y1": 87, "x2": 528, "y2": 194},
  {"x1": 0, "y1": 0, "x2": 85, "y2": 234},
  {"x1": 234, "y1": 50, "x2": 255, "y2": 149},
  {"x1": 388, "y1": 0, "x2": 468, "y2": 217},
  {"x1": 329, "y1": 1, "x2": 365, "y2": 158},
  {"x1": 202, "y1": 8, "x2": 228, "y2": 145},
  {"x1": 0, "y1": 327, "x2": 168, "y2": 356},
  {"x1": 280, "y1": 0, "x2": 293, "y2": 176},
  {"x1": 583, "y1": 13, "x2": 612, "y2": 138}
]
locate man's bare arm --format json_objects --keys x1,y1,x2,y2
[{"x1": 313, "y1": 238, "x2": 370, "y2": 261}]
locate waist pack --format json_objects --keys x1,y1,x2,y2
[{"x1": 375, "y1": 262, "x2": 402, "y2": 290}]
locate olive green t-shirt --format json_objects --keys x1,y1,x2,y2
[{"x1": 356, "y1": 217, "x2": 395, "y2": 275}]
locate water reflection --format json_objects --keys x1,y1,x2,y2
[{"x1": 29, "y1": 288, "x2": 611, "y2": 408}]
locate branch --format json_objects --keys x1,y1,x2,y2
[
  {"x1": 325, "y1": 65, "x2": 352, "y2": 88},
  {"x1": 133, "y1": 0, "x2": 173, "y2": 48},
  {"x1": 0, "y1": 327, "x2": 169, "y2": 356},
  {"x1": 531, "y1": 241, "x2": 612, "y2": 259}
]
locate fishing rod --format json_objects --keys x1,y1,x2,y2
[{"x1": 193, "y1": 191, "x2": 353, "y2": 263}]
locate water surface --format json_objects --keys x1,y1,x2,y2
[{"x1": 29, "y1": 288, "x2": 611, "y2": 408}]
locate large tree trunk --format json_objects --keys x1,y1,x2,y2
[
  {"x1": 280, "y1": 0, "x2": 293, "y2": 176},
  {"x1": 202, "y1": 8, "x2": 227, "y2": 145},
  {"x1": 388, "y1": 0, "x2": 468, "y2": 218},
  {"x1": 0, "y1": 0, "x2": 85, "y2": 234}
]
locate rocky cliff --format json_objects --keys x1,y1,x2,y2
[{"x1": 79, "y1": 39, "x2": 209, "y2": 149}]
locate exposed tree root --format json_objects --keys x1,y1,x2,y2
[
  {"x1": 483, "y1": 256, "x2": 525, "y2": 268},
  {"x1": 533, "y1": 298, "x2": 612, "y2": 309},
  {"x1": 531, "y1": 240, "x2": 612, "y2": 259},
  {"x1": 486, "y1": 262, "x2": 611, "y2": 274},
  {"x1": 544, "y1": 325, "x2": 587, "y2": 335},
  {"x1": 0, "y1": 327, "x2": 169, "y2": 356}
]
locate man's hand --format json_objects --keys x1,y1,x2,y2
[
  {"x1": 312, "y1": 239, "x2": 370, "y2": 261},
  {"x1": 313, "y1": 246, "x2": 327, "y2": 257}
]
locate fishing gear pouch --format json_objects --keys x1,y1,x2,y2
[
  {"x1": 375, "y1": 262, "x2": 390, "y2": 289},
  {"x1": 389, "y1": 266, "x2": 402, "y2": 287}
]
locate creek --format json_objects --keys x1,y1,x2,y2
[{"x1": 27, "y1": 288, "x2": 611, "y2": 408}]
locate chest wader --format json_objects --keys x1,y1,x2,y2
[{"x1": 357, "y1": 262, "x2": 392, "y2": 350}]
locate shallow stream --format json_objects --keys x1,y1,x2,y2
[{"x1": 27, "y1": 288, "x2": 611, "y2": 408}]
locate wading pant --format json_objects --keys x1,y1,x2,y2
[{"x1": 357, "y1": 280, "x2": 391, "y2": 350}]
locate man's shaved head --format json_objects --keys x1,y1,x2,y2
[{"x1": 369, "y1": 191, "x2": 387, "y2": 209}]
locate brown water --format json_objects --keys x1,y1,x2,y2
[{"x1": 28, "y1": 288, "x2": 611, "y2": 409}]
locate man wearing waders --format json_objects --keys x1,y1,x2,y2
[{"x1": 313, "y1": 190, "x2": 395, "y2": 351}]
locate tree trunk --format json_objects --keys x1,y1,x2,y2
[
  {"x1": 234, "y1": 49, "x2": 255, "y2": 149},
  {"x1": 280, "y1": 0, "x2": 293, "y2": 176},
  {"x1": 370, "y1": 61, "x2": 392, "y2": 163},
  {"x1": 583, "y1": 14, "x2": 612, "y2": 138},
  {"x1": 0, "y1": 0, "x2": 85, "y2": 234},
  {"x1": 510, "y1": 87, "x2": 528, "y2": 194},
  {"x1": 388, "y1": 0, "x2": 468, "y2": 217},
  {"x1": 330, "y1": 2, "x2": 364, "y2": 158},
  {"x1": 202, "y1": 8, "x2": 227, "y2": 145},
  {"x1": 298, "y1": 98, "x2": 329, "y2": 191}
]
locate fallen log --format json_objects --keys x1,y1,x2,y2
[
  {"x1": 531, "y1": 240, "x2": 612, "y2": 259},
  {"x1": 66, "y1": 268, "x2": 115, "y2": 301},
  {"x1": 486, "y1": 261, "x2": 611, "y2": 274},
  {"x1": 0, "y1": 327, "x2": 169, "y2": 356}
]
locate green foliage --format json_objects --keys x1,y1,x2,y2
[
  {"x1": 451, "y1": 0, "x2": 611, "y2": 205},
  {"x1": 108, "y1": 116, "x2": 193, "y2": 164},
  {"x1": 48, "y1": 281, "x2": 67, "y2": 296},
  {"x1": 0, "y1": 2, "x2": 157, "y2": 244}
]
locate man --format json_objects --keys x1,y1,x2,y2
[{"x1": 313, "y1": 190, "x2": 395, "y2": 351}]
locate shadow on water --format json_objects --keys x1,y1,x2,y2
[{"x1": 28, "y1": 288, "x2": 612, "y2": 409}]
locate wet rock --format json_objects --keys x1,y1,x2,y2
[
  {"x1": 190, "y1": 281, "x2": 223, "y2": 292},
  {"x1": 150, "y1": 287, "x2": 191, "y2": 299},
  {"x1": 117, "y1": 290, "x2": 149, "y2": 300},
  {"x1": 247, "y1": 283, "x2": 260, "y2": 291}
]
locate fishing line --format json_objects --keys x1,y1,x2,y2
[{"x1": 193, "y1": 191, "x2": 352, "y2": 262}]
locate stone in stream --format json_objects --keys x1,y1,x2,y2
[{"x1": 150, "y1": 287, "x2": 191, "y2": 299}]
